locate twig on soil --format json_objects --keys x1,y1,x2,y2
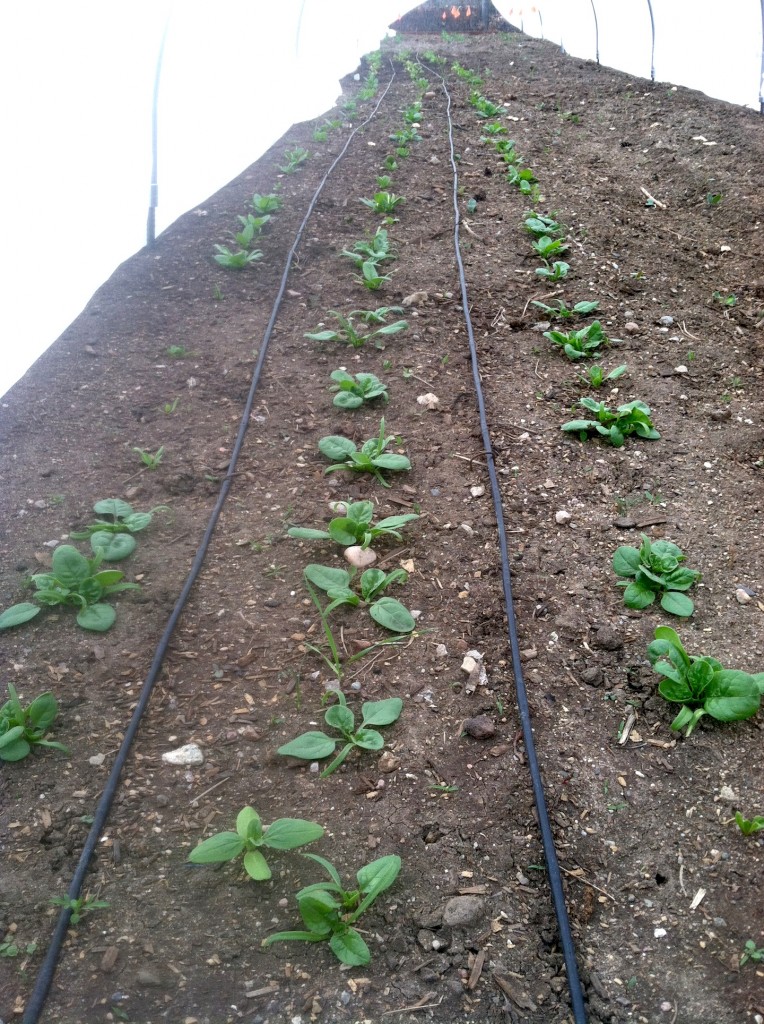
[
  {"x1": 639, "y1": 186, "x2": 667, "y2": 209},
  {"x1": 381, "y1": 992, "x2": 441, "y2": 1015},
  {"x1": 190, "y1": 775, "x2": 232, "y2": 807},
  {"x1": 680, "y1": 320, "x2": 699, "y2": 340},
  {"x1": 560, "y1": 865, "x2": 617, "y2": 903},
  {"x1": 521, "y1": 289, "x2": 562, "y2": 318}
]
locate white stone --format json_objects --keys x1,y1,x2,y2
[
  {"x1": 417, "y1": 392, "x2": 440, "y2": 410},
  {"x1": 344, "y1": 546, "x2": 377, "y2": 568},
  {"x1": 555, "y1": 510, "x2": 572, "y2": 524},
  {"x1": 162, "y1": 743, "x2": 204, "y2": 766},
  {"x1": 470, "y1": 485, "x2": 485, "y2": 498}
]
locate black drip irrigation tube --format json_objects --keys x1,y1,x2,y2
[
  {"x1": 20, "y1": 65, "x2": 397, "y2": 1024},
  {"x1": 422, "y1": 59, "x2": 589, "y2": 1024}
]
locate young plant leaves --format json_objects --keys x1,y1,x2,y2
[
  {"x1": 613, "y1": 535, "x2": 699, "y2": 616},
  {"x1": 648, "y1": 626, "x2": 762, "y2": 736}
]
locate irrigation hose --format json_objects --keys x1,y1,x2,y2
[
  {"x1": 426, "y1": 59, "x2": 589, "y2": 1023},
  {"x1": 20, "y1": 64, "x2": 397, "y2": 1024}
]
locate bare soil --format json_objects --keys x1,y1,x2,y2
[{"x1": 1, "y1": 30, "x2": 763, "y2": 1024}]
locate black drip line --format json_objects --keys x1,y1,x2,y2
[
  {"x1": 420, "y1": 56, "x2": 589, "y2": 1024},
  {"x1": 20, "y1": 63, "x2": 397, "y2": 1024}
]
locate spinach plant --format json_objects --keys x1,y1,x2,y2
[
  {"x1": 469, "y1": 92, "x2": 502, "y2": 118},
  {"x1": 613, "y1": 534, "x2": 700, "y2": 616},
  {"x1": 0, "y1": 544, "x2": 139, "y2": 633},
  {"x1": 302, "y1": 563, "x2": 415, "y2": 677},
  {"x1": 262, "y1": 853, "x2": 401, "y2": 965},
  {"x1": 562, "y1": 399, "x2": 660, "y2": 447},
  {"x1": 306, "y1": 309, "x2": 407, "y2": 349},
  {"x1": 389, "y1": 127, "x2": 420, "y2": 145},
  {"x1": 133, "y1": 445, "x2": 165, "y2": 469},
  {"x1": 648, "y1": 626, "x2": 763, "y2": 735},
  {"x1": 278, "y1": 691, "x2": 403, "y2": 776},
  {"x1": 235, "y1": 213, "x2": 270, "y2": 247},
  {"x1": 382, "y1": 155, "x2": 398, "y2": 172},
  {"x1": 536, "y1": 261, "x2": 570, "y2": 281},
  {"x1": 71, "y1": 498, "x2": 170, "y2": 561},
  {"x1": 329, "y1": 371, "x2": 388, "y2": 409},
  {"x1": 532, "y1": 299, "x2": 599, "y2": 319},
  {"x1": 188, "y1": 807, "x2": 323, "y2": 881},
  {"x1": 250, "y1": 193, "x2": 282, "y2": 214},
  {"x1": 341, "y1": 229, "x2": 395, "y2": 268},
  {"x1": 532, "y1": 235, "x2": 569, "y2": 260},
  {"x1": 0, "y1": 684, "x2": 68, "y2": 762},
  {"x1": 376, "y1": 174, "x2": 393, "y2": 189},
  {"x1": 212, "y1": 245, "x2": 263, "y2": 268},
  {"x1": 288, "y1": 499, "x2": 417, "y2": 549},
  {"x1": 480, "y1": 121, "x2": 507, "y2": 139},
  {"x1": 318, "y1": 420, "x2": 411, "y2": 487},
  {"x1": 577, "y1": 364, "x2": 628, "y2": 388},
  {"x1": 360, "y1": 192, "x2": 404, "y2": 214},
  {"x1": 524, "y1": 214, "x2": 562, "y2": 237},
  {"x1": 354, "y1": 261, "x2": 393, "y2": 291},
  {"x1": 734, "y1": 812, "x2": 764, "y2": 836},
  {"x1": 279, "y1": 147, "x2": 309, "y2": 173},
  {"x1": 544, "y1": 321, "x2": 608, "y2": 360},
  {"x1": 506, "y1": 166, "x2": 537, "y2": 193}
]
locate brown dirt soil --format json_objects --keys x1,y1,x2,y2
[{"x1": 2, "y1": 30, "x2": 764, "y2": 1024}]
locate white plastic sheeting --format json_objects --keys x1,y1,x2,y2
[
  {"x1": 495, "y1": 1, "x2": 763, "y2": 109},
  {"x1": 1, "y1": 1, "x2": 762, "y2": 397}
]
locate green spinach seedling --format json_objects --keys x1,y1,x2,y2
[
  {"x1": 532, "y1": 299, "x2": 599, "y2": 319},
  {"x1": 734, "y1": 812, "x2": 764, "y2": 835},
  {"x1": 188, "y1": 807, "x2": 323, "y2": 880},
  {"x1": 132, "y1": 445, "x2": 165, "y2": 470},
  {"x1": 544, "y1": 320, "x2": 609, "y2": 360},
  {"x1": 341, "y1": 228, "x2": 396, "y2": 268},
  {"x1": 262, "y1": 853, "x2": 401, "y2": 965},
  {"x1": 235, "y1": 213, "x2": 271, "y2": 247},
  {"x1": 279, "y1": 691, "x2": 402, "y2": 777},
  {"x1": 70, "y1": 498, "x2": 170, "y2": 561},
  {"x1": 212, "y1": 245, "x2": 263, "y2": 268},
  {"x1": 382, "y1": 156, "x2": 398, "y2": 172},
  {"x1": 740, "y1": 941, "x2": 764, "y2": 966},
  {"x1": 648, "y1": 625, "x2": 763, "y2": 736},
  {"x1": 576, "y1": 364, "x2": 628, "y2": 388},
  {"x1": 376, "y1": 175, "x2": 393, "y2": 189},
  {"x1": 354, "y1": 261, "x2": 393, "y2": 291},
  {"x1": 306, "y1": 309, "x2": 407, "y2": 349},
  {"x1": 562, "y1": 399, "x2": 660, "y2": 447},
  {"x1": 536, "y1": 261, "x2": 570, "y2": 281},
  {"x1": 49, "y1": 894, "x2": 109, "y2": 926},
  {"x1": 318, "y1": 419, "x2": 411, "y2": 487},
  {"x1": 302, "y1": 563, "x2": 415, "y2": 677},
  {"x1": 532, "y1": 235, "x2": 569, "y2": 260},
  {"x1": 0, "y1": 684, "x2": 68, "y2": 761},
  {"x1": 329, "y1": 371, "x2": 388, "y2": 409},
  {"x1": 288, "y1": 499, "x2": 417, "y2": 549},
  {"x1": 279, "y1": 147, "x2": 309, "y2": 173},
  {"x1": 250, "y1": 193, "x2": 283, "y2": 214},
  {"x1": 524, "y1": 214, "x2": 562, "y2": 236},
  {"x1": 0, "y1": 544, "x2": 139, "y2": 633},
  {"x1": 360, "y1": 192, "x2": 404, "y2": 214},
  {"x1": 480, "y1": 121, "x2": 507, "y2": 139},
  {"x1": 613, "y1": 535, "x2": 699, "y2": 616}
]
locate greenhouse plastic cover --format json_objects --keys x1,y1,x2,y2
[{"x1": 2, "y1": 0, "x2": 763, "y2": 397}]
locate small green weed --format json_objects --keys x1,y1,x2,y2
[
  {"x1": 133, "y1": 445, "x2": 165, "y2": 470},
  {"x1": 50, "y1": 894, "x2": 110, "y2": 926}
]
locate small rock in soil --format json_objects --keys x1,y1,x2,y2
[
  {"x1": 463, "y1": 715, "x2": 495, "y2": 739},
  {"x1": 555, "y1": 510, "x2": 572, "y2": 525},
  {"x1": 344, "y1": 545, "x2": 377, "y2": 568},
  {"x1": 591, "y1": 625, "x2": 623, "y2": 651},
  {"x1": 161, "y1": 743, "x2": 204, "y2": 766},
  {"x1": 442, "y1": 895, "x2": 484, "y2": 928},
  {"x1": 581, "y1": 666, "x2": 603, "y2": 687}
]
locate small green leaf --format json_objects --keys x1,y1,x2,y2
[
  {"x1": 51, "y1": 545, "x2": 91, "y2": 587},
  {"x1": 263, "y1": 818, "x2": 324, "y2": 850},
  {"x1": 278, "y1": 732, "x2": 337, "y2": 760},
  {"x1": 304, "y1": 564, "x2": 352, "y2": 593},
  {"x1": 325, "y1": 703, "x2": 355, "y2": 732},
  {"x1": 236, "y1": 806, "x2": 263, "y2": 842},
  {"x1": 622, "y1": 580, "x2": 656, "y2": 609},
  {"x1": 660, "y1": 591, "x2": 694, "y2": 617},
  {"x1": 243, "y1": 849, "x2": 271, "y2": 880},
  {"x1": 353, "y1": 728, "x2": 385, "y2": 750},
  {"x1": 287, "y1": 528, "x2": 332, "y2": 541},
  {"x1": 0, "y1": 727, "x2": 31, "y2": 761},
  {"x1": 361, "y1": 698, "x2": 403, "y2": 727},
  {"x1": 612, "y1": 546, "x2": 642, "y2": 577},
  {"x1": 704, "y1": 671, "x2": 760, "y2": 722},
  {"x1": 319, "y1": 436, "x2": 357, "y2": 461},
  {"x1": 369, "y1": 597, "x2": 415, "y2": 633},
  {"x1": 188, "y1": 832, "x2": 245, "y2": 864},
  {"x1": 93, "y1": 499, "x2": 134, "y2": 519},
  {"x1": 0, "y1": 603, "x2": 41, "y2": 629},
  {"x1": 90, "y1": 532, "x2": 137, "y2": 561},
  {"x1": 330, "y1": 927, "x2": 370, "y2": 965},
  {"x1": 76, "y1": 604, "x2": 117, "y2": 631}
]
